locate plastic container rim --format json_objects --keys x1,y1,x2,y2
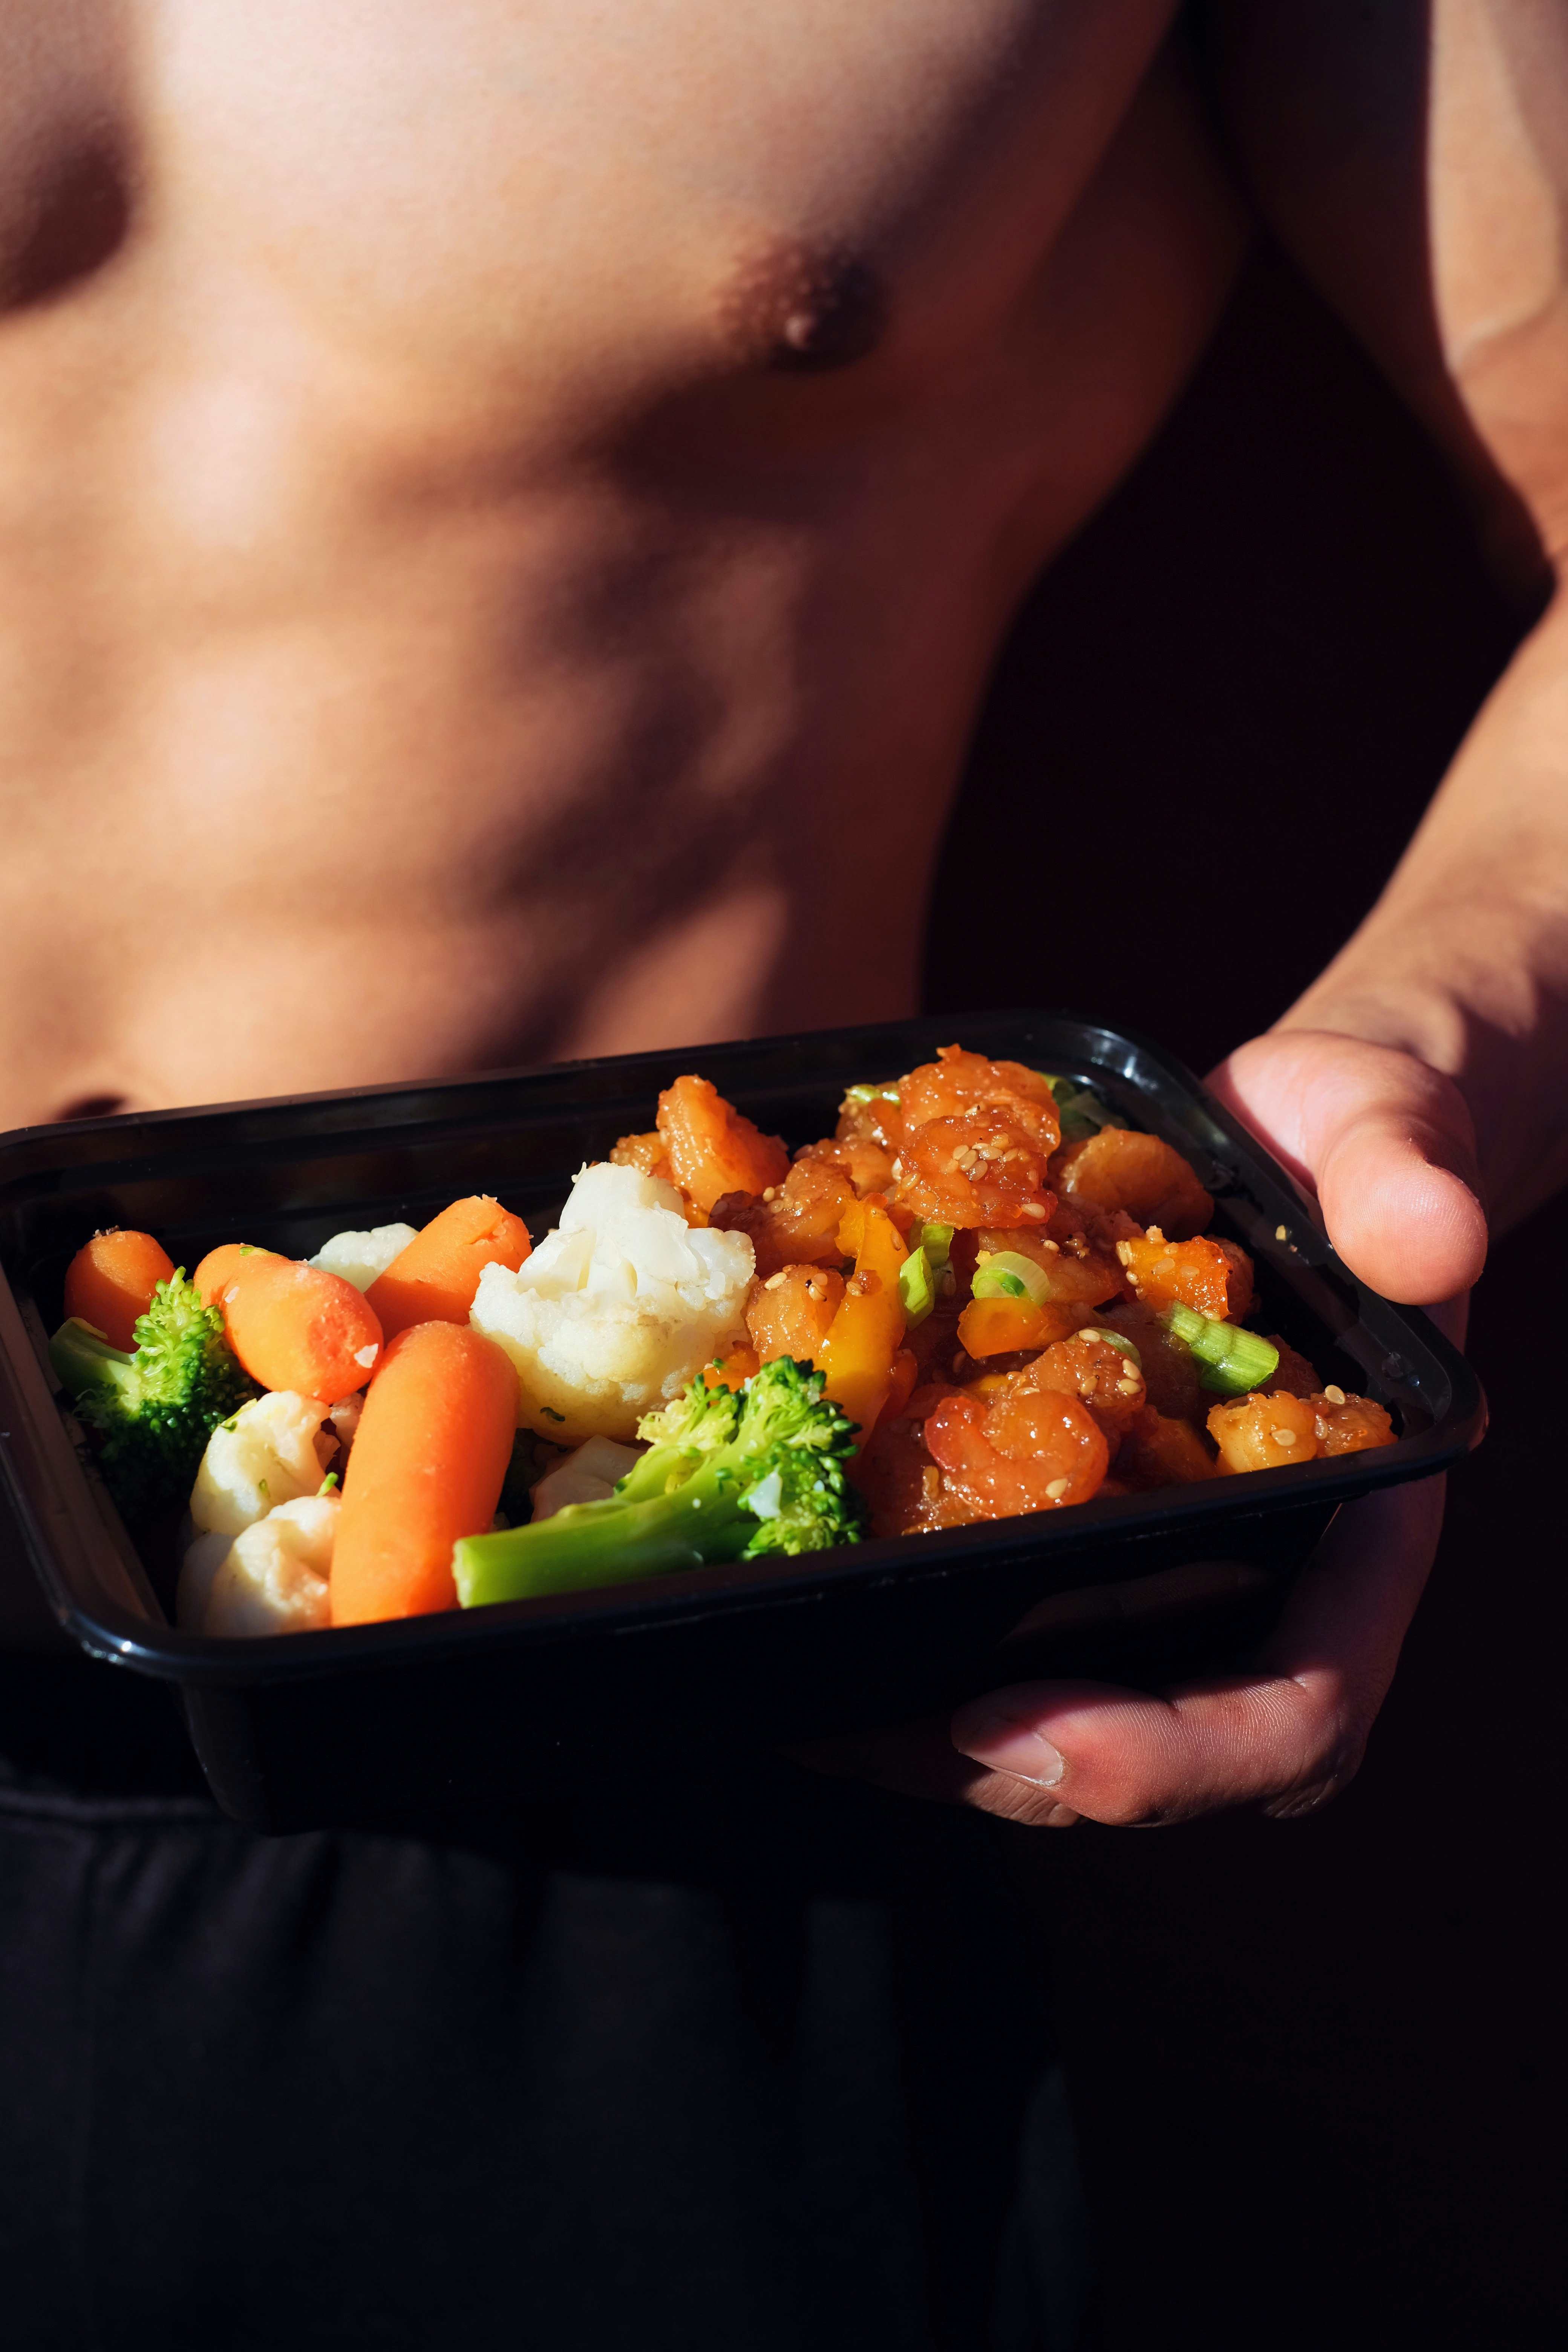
[{"x1": 0, "y1": 1008, "x2": 1487, "y2": 1692}]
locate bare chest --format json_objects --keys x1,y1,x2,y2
[
  {"x1": 1, "y1": 0, "x2": 1179, "y2": 426},
  {"x1": 0, "y1": 0, "x2": 1236, "y2": 1129}
]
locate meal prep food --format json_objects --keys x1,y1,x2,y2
[{"x1": 46, "y1": 1047, "x2": 1395, "y2": 1638}]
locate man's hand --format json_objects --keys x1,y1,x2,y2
[
  {"x1": 867, "y1": 0, "x2": 1568, "y2": 1829},
  {"x1": 837, "y1": 1028, "x2": 1485, "y2": 1829}
]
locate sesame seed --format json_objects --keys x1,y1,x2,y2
[
  {"x1": 1022, "y1": 1202, "x2": 1048, "y2": 1220},
  {"x1": 1324, "y1": 1384, "x2": 1346, "y2": 1405},
  {"x1": 1271, "y1": 1427, "x2": 1297, "y2": 1446},
  {"x1": 1041, "y1": 1235, "x2": 1058, "y2": 1248},
  {"x1": 1155, "y1": 1259, "x2": 1175, "y2": 1279},
  {"x1": 1045, "y1": 1478, "x2": 1070, "y2": 1500},
  {"x1": 764, "y1": 1272, "x2": 787, "y2": 1291},
  {"x1": 1147, "y1": 1225, "x2": 1167, "y2": 1245},
  {"x1": 763, "y1": 1187, "x2": 777, "y2": 1202},
  {"x1": 1117, "y1": 1377, "x2": 1140, "y2": 1396},
  {"x1": 891, "y1": 1160, "x2": 903, "y2": 1179},
  {"x1": 1275, "y1": 1224, "x2": 1288, "y2": 1241}
]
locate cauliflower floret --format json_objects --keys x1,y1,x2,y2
[
  {"x1": 189, "y1": 1390, "x2": 334, "y2": 1538},
  {"x1": 327, "y1": 1392, "x2": 363, "y2": 1456},
  {"x1": 308, "y1": 1222, "x2": 418, "y2": 1292},
  {"x1": 175, "y1": 1525, "x2": 234, "y2": 1630},
  {"x1": 530, "y1": 1435, "x2": 644, "y2": 1521},
  {"x1": 199, "y1": 1494, "x2": 339, "y2": 1638},
  {"x1": 471, "y1": 1161, "x2": 754, "y2": 1442}
]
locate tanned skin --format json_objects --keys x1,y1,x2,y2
[{"x1": 2, "y1": 3, "x2": 1565, "y2": 1828}]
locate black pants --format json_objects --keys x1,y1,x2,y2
[{"x1": 0, "y1": 1661, "x2": 1086, "y2": 2352}]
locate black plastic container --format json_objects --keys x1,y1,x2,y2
[{"x1": 0, "y1": 1012, "x2": 1484, "y2": 1831}]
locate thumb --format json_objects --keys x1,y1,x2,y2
[{"x1": 1208, "y1": 1029, "x2": 1487, "y2": 1304}]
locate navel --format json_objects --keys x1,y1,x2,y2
[
  {"x1": 56, "y1": 1094, "x2": 132, "y2": 1123},
  {"x1": 718, "y1": 236, "x2": 890, "y2": 374}
]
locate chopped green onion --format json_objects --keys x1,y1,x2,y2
[
  {"x1": 972, "y1": 1250, "x2": 1052, "y2": 1308},
  {"x1": 908, "y1": 1222, "x2": 957, "y2": 1300},
  {"x1": 1080, "y1": 1327, "x2": 1142, "y2": 1369},
  {"x1": 897, "y1": 1247, "x2": 935, "y2": 1326},
  {"x1": 842, "y1": 1081, "x2": 900, "y2": 1108},
  {"x1": 1040, "y1": 1074, "x2": 1122, "y2": 1144},
  {"x1": 317, "y1": 1470, "x2": 340, "y2": 1495},
  {"x1": 1161, "y1": 1304, "x2": 1279, "y2": 1395}
]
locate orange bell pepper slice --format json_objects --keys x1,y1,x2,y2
[
  {"x1": 957, "y1": 1295, "x2": 1084, "y2": 1358},
  {"x1": 816, "y1": 1194, "x2": 908, "y2": 1446}
]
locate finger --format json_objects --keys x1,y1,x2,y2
[
  {"x1": 1210, "y1": 1031, "x2": 1487, "y2": 1302},
  {"x1": 947, "y1": 1477, "x2": 1445, "y2": 1826},
  {"x1": 792, "y1": 1719, "x2": 1009, "y2": 1807}
]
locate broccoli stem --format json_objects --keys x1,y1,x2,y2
[
  {"x1": 459, "y1": 1360, "x2": 862, "y2": 1608},
  {"x1": 454, "y1": 1456, "x2": 760, "y2": 1606}
]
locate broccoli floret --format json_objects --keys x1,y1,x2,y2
[
  {"x1": 455, "y1": 1356, "x2": 865, "y2": 1607},
  {"x1": 50, "y1": 1271, "x2": 259, "y2": 1525}
]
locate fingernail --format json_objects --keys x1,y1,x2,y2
[{"x1": 952, "y1": 1700, "x2": 1066, "y2": 1788}]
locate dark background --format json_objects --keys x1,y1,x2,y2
[{"x1": 927, "y1": 247, "x2": 1564, "y2": 2346}]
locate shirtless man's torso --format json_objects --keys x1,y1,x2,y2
[
  {"x1": 3, "y1": 5, "x2": 1567, "y2": 1805},
  {"x1": 0, "y1": 0, "x2": 1261, "y2": 1123},
  {"x1": 5, "y1": 3, "x2": 1563, "y2": 1129}
]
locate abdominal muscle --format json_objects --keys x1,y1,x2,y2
[{"x1": 0, "y1": 4, "x2": 1242, "y2": 1130}]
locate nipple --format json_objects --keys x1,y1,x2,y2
[
  {"x1": 1, "y1": 129, "x2": 133, "y2": 312},
  {"x1": 720, "y1": 236, "x2": 889, "y2": 374}
]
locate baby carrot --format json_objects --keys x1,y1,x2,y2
[
  {"x1": 63, "y1": 1230, "x2": 176, "y2": 1352},
  {"x1": 219, "y1": 1256, "x2": 384, "y2": 1402},
  {"x1": 366, "y1": 1196, "x2": 531, "y2": 1340},
  {"x1": 193, "y1": 1242, "x2": 277, "y2": 1309},
  {"x1": 330, "y1": 1322, "x2": 519, "y2": 1623}
]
